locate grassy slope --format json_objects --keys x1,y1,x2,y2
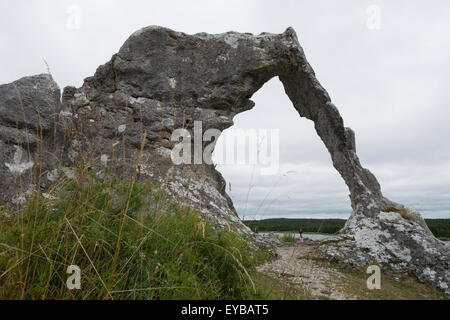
[{"x1": 0, "y1": 170, "x2": 272, "y2": 300}]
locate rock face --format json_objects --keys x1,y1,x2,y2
[
  {"x1": 0, "y1": 74, "x2": 62, "y2": 206},
  {"x1": 321, "y1": 212, "x2": 449, "y2": 296},
  {"x1": 0, "y1": 26, "x2": 448, "y2": 296}
]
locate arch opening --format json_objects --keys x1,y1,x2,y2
[{"x1": 212, "y1": 77, "x2": 351, "y2": 226}]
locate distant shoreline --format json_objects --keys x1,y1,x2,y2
[
  {"x1": 258, "y1": 231, "x2": 450, "y2": 242},
  {"x1": 243, "y1": 218, "x2": 450, "y2": 241}
]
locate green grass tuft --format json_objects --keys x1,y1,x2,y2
[
  {"x1": 279, "y1": 233, "x2": 298, "y2": 243},
  {"x1": 0, "y1": 170, "x2": 270, "y2": 300}
]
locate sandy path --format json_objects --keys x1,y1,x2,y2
[{"x1": 257, "y1": 242, "x2": 355, "y2": 300}]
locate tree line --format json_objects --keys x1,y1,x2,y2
[{"x1": 243, "y1": 218, "x2": 450, "y2": 239}]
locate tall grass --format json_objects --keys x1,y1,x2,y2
[
  {"x1": 0, "y1": 169, "x2": 270, "y2": 300},
  {"x1": 279, "y1": 232, "x2": 298, "y2": 243}
]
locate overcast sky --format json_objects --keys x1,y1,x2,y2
[{"x1": 1, "y1": 1, "x2": 449, "y2": 220}]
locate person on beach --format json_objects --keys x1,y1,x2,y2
[{"x1": 299, "y1": 228, "x2": 304, "y2": 243}]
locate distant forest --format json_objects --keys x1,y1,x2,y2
[{"x1": 243, "y1": 218, "x2": 450, "y2": 239}]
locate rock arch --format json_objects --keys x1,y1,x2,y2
[
  {"x1": 89, "y1": 25, "x2": 406, "y2": 221},
  {"x1": 0, "y1": 26, "x2": 448, "y2": 296}
]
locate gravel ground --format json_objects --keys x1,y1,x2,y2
[{"x1": 257, "y1": 241, "x2": 356, "y2": 300}]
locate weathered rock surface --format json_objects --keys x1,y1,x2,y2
[
  {"x1": 0, "y1": 26, "x2": 448, "y2": 296},
  {"x1": 320, "y1": 212, "x2": 449, "y2": 297},
  {"x1": 0, "y1": 74, "x2": 61, "y2": 206}
]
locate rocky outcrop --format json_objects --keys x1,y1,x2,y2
[
  {"x1": 321, "y1": 212, "x2": 449, "y2": 296},
  {"x1": 0, "y1": 74, "x2": 61, "y2": 206},
  {"x1": 0, "y1": 26, "x2": 448, "y2": 296}
]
